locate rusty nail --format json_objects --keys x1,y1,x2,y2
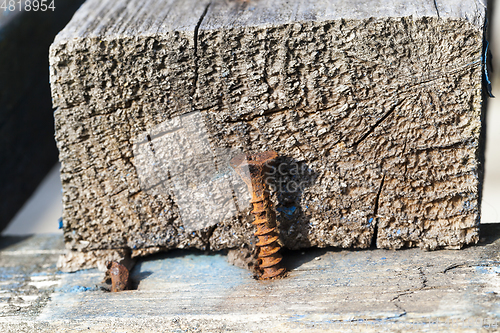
[
  {"x1": 107, "y1": 261, "x2": 129, "y2": 292},
  {"x1": 230, "y1": 151, "x2": 286, "y2": 280}
]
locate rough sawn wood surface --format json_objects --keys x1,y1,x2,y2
[{"x1": 49, "y1": 0, "x2": 488, "y2": 262}]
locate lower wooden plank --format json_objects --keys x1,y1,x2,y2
[{"x1": 1, "y1": 226, "x2": 500, "y2": 332}]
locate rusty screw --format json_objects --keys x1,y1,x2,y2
[
  {"x1": 106, "y1": 261, "x2": 129, "y2": 292},
  {"x1": 230, "y1": 151, "x2": 286, "y2": 280}
]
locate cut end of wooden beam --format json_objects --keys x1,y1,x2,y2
[{"x1": 50, "y1": 0, "x2": 487, "y2": 256}]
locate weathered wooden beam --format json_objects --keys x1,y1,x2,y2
[{"x1": 50, "y1": 0, "x2": 488, "y2": 259}]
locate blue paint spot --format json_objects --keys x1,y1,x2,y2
[
  {"x1": 69, "y1": 286, "x2": 93, "y2": 293},
  {"x1": 381, "y1": 257, "x2": 386, "y2": 260},
  {"x1": 396, "y1": 229, "x2": 401, "y2": 235},
  {"x1": 368, "y1": 218, "x2": 373, "y2": 224},
  {"x1": 474, "y1": 266, "x2": 489, "y2": 275},
  {"x1": 483, "y1": 40, "x2": 494, "y2": 97},
  {"x1": 58, "y1": 217, "x2": 63, "y2": 229},
  {"x1": 276, "y1": 206, "x2": 296, "y2": 217},
  {"x1": 289, "y1": 314, "x2": 306, "y2": 322}
]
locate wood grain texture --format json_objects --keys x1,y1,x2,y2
[{"x1": 49, "y1": 0, "x2": 487, "y2": 255}]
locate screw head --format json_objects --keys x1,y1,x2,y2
[{"x1": 229, "y1": 151, "x2": 278, "y2": 169}]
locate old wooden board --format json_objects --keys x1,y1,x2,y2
[
  {"x1": 50, "y1": 0, "x2": 488, "y2": 259},
  {"x1": 1, "y1": 225, "x2": 500, "y2": 332}
]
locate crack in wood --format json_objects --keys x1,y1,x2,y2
[
  {"x1": 433, "y1": 0, "x2": 440, "y2": 18},
  {"x1": 193, "y1": 2, "x2": 211, "y2": 97},
  {"x1": 354, "y1": 100, "x2": 401, "y2": 148},
  {"x1": 401, "y1": 137, "x2": 408, "y2": 180},
  {"x1": 443, "y1": 262, "x2": 467, "y2": 273},
  {"x1": 387, "y1": 293, "x2": 408, "y2": 319},
  {"x1": 205, "y1": 224, "x2": 218, "y2": 251},
  {"x1": 371, "y1": 174, "x2": 385, "y2": 248},
  {"x1": 417, "y1": 266, "x2": 428, "y2": 288},
  {"x1": 224, "y1": 108, "x2": 288, "y2": 123},
  {"x1": 291, "y1": 133, "x2": 308, "y2": 160}
]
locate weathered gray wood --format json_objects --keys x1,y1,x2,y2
[
  {"x1": 50, "y1": 0, "x2": 488, "y2": 256},
  {"x1": 1, "y1": 226, "x2": 500, "y2": 332}
]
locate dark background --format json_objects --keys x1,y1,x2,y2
[{"x1": 0, "y1": 0, "x2": 85, "y2": 233}]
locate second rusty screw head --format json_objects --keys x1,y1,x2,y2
[{"x1": 107, "y1": 261, "x2": 129, "y2": 292}]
